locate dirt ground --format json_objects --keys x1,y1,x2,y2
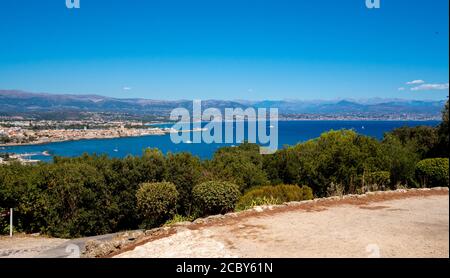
[
  {"x1": 115, "y1": 192, "x2": 449, "y2": 258},
  {"x1": 1, "y1": 189, "x2": 448, "y2": 258},
  {"x1": 0, "y1": 235, "x2": 68, "y2": 258}
]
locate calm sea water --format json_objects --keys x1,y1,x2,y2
[{"x1": 1, "y1": 120, "x2": 440, "y2": 162}]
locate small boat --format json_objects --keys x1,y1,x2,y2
[
  {"x1": 361, "y1": 126, "x2": 365, "y2": 130},
  {"x1": 113, "y1": 147, "x2": 119, "y2": 152},
  {"x1": 42, "y1": 151, "x2": 51, "y2": 156}
]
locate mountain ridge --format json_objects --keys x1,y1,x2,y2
[{"x1": 0, "y1": 89, "x2": 446, "y2": 117}]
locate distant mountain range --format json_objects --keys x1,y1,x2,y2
[{"x1": 0, "y1": 90, "x2": 446, "y2": 118}]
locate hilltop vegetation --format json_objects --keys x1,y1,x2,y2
[{"x1": 0, "y1": 101, "x2": 448, "y2": 238}]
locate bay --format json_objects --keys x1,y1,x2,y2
[{"x1": 1, "y1": 120, "x2": 440, "y2": 162}]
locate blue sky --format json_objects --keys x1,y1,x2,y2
[{"x1": 0, "y1": 0, "x2": 448, "y2": 100}]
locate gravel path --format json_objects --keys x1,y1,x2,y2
[
  {"x1": 0, "y1": 236, "x2": 68, "y2": 258},
  {"x1": 0, "y1": 232, "x2": 127, "y2": 258},
  {"x1": 115, "y1": 193, "x2": 449, "y2": 258}
]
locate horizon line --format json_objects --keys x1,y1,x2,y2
[{"x1": 0, "y1": 89, "x2": 447, "y2": 103}]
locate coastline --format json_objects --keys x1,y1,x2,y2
[
  {"x1": 0, "y1": 132, "x2": 169, "y2": 148},
  {"x1": 0, "y1": 119, "x2": 440, "y2": 149},
  {"x1": 0, "y1": 127, "x2": 208, "y2": 148}
]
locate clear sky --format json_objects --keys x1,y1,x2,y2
[{"x1": 0, "y1": 0, "x2": 448, "y2": 100}]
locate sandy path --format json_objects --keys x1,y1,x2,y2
[
  {"x1": 0, "y1": 236, "x2": 68, "y2": 258},
  {"x1": 115, "y1": 194, "x2": 449, "y2": 258},
  {"x1": 0, "y1": 232, "x2": 130, "y2": 258}
]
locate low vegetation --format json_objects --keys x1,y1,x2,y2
[
  {"x1": 415, "y1": 158, "x2": 449, "y2": 188},
  {"x1": 192, "y1": 181, "x2": 241, "y2": 216},
  {"x1": 136, "y1": 182, "x2": 179, "y2": 228},
  {"x1": 0, "y1": 101, "x2": 448, "y2": 237},
  {"x1": 236, "y1": 185, "x2": 313, "y2": 211},
  {"x1": 164, "y1": 214, "x2": 195, "y2": 226}
]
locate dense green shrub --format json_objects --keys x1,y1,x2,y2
[
  {"x1": 41, "y1": 163, "x2": 118, "y2": 238},
  {"x1": 436, "y1": 100, "x2": 449, "y2": 157},
  {"x1": 166, "y1": 152, "x2": 202, "y2": 216},
  {"x1": 357, "y1": 171, "x2": 391, "y2": 193},
  {"x1": 388, "y1": 126, "x2": 439, "y2": 159},
  {"x1": 382, "y1": 134, "x2": 420, "y2": 187},
  {"x1": 192, "y1": 181, "x2": 240, "y2": 216},
  {"x1": 208, "y1": 143, "x2": 269, "y2": 191},
  {"x1": 263, "y1": 130, "x2": 389, "y2": 196},
  {"x1": 236, "y1": 184, "x2": 313, "y2": 210},
  {"x1": 55, "y1": 151, "x2": 168, "y2": 231},
  {"x1": 366, "y1": 171, "x2": 391, "y2": 187},
  {"x1": 136, "y1": 182, "x2": 179, "y2": 228},
  {"x1": 0, "y1": 208, "x2": 9, "y2": 234},
  {"x1": 140, "y1": 148, "x2": 167, "y2": 182},
  {"x1": 415, "y1": 158, "x2": 449, "y2": 187}
]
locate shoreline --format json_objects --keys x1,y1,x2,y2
[
  {"x1": 0, "y1": 133, "x2": 168, "y2": 148},
  {"x1": 0, "y1": 119, "x2": 440, "y2": 149},
  {"x1": 0, "y1": 128, "x2": 207, "y2": 148}
]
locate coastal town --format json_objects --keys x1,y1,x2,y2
[
  {"x1": 0, "y1": 117, "x2": 215, "y2": 164},
  {"x1": 0, "y1": 119, "x2": 174, "y2": 164},
  {"x1": 0, "y1": 119, "x2": 171, "y2": 146}
]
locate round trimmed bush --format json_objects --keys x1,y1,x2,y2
[
  {"x1": 192, "y1": 181, "x2": 240, "y2": 216},
  {"x1": 415, "y1": 158, "x2": 449, "y2": 188},
  {"x1": 136, "y1": 182, "x2": 179, "y2": 227}
]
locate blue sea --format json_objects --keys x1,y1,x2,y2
[{"x1": 0, "y1": 120, "x2": 440, "y2": 162}]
